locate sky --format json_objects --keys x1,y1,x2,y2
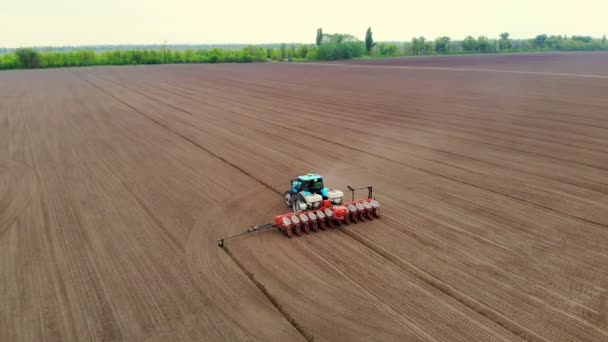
[{"x1": 1, "y1": 0, "x2": 607, "y2": 47}]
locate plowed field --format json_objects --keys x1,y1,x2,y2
[{"x1": 2, "y1": 53, "x2": 608, "y2": 341}]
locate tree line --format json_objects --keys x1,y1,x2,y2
[
  {"x1": 368, "y1": 32, "x2": 608, "y2": 57},
  {"x1": 1, "y1": 29, "x2": 607, "y2": 70},
  {"x1": 0, "y1": 46, "x2": 269, "y2": 69}
]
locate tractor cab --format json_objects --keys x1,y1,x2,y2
[
  {"x1": 291, "y1": 173, "x2": 325, "y2": 195},
  {"x1": 285, "y1": 173, "x2": 345, "y2": 212},
  {"x1": 288, "y1": 173, "x2": 344, "y2": 207}
]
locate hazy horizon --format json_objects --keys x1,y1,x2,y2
[{"x1": 1, "y1": 0, "x2": 607, "y2": 48}]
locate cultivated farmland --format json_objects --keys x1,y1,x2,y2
[{"x1": 2, "y1": 53, "x2": 608, "y2": 341}]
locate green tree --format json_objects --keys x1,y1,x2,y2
[
  {"x1": 572, "y1": 35, "x2": 592, "y2": 43},
  {"x1": 206, "y1": 49, "x2": 225, "y2": 63},
  {"x1": 316, "y1": 28, "x2": 323, "y2": 46},
  {"x1": 462, "y1": 36, "x2": 478, "y2": 51},
  {"x1": 533, "y1": 34, "x2": 548, "y2": 48},
  {"x1": 287, "y1": 44, "x2": 296, "y2": 58},
  {"x1": 315, "y1": 42, "x2": 364, "y2": 60},
  {"x1": 519, "y1": 39, "x2": 533, "y2": 50},
  {"x1": 15, "y1": 48, "x2": 41, "y2": 68},
  {"x1": 402, "y1": 42, "x2": 412, "y2": 55},
  {"x1": 365, "y1": 27, "x2": 374, "y2": 54},
  {"x1": 270, "y1": 49, "x2": 282, "y2": 60},
  {"x1": 76, "y1": 50, "x2": 97, "y2": 65},
  {"x1": 434, "y1": 36, "x2": 451, "y2": 53},
  {"x1": 412, "y1": 36, "x2": 426, "y2": 55},
  {"x1": 160, "y1": 42, "x2": 171, "y2": 63},
  {"x1": 425, "y1": 41, "x2": 434, "y2": 54},
  {"x1": 546, "y1": 35, "x2": 564, "y2": 49},
  {"x1": 280, "y1": 43, "x2": 287, "y2": 59},
  {"x1": 603, "y1": 34, "x2": 606, "y2": 45},
  {"x1": 0, "y1": 53, "x2": 20, "y2": 69},
  {"x1": 183, "y1": 49, "x2": 197, "y2": 63},
  {"x1": 499, "y1": 32, "x2": 511, "y2": 50},
  {"x1": 477, "y1": 36, "x2": 491, "y2": 52},
  {"x1": 316, "y1": 43, "x2": 338, "y2": 60},
  {"x1": 376, "y1": 43, "x2": 397, "y2": 55},
  {"x1": 296, "y1": 44, "x2": 310, "y2": 58},
  {"x1": 338, "y1": 42, "x2": 364, "y2": 59},
  {"x1": 241, "y1": 45, "x2": 266, "y2": 62}
]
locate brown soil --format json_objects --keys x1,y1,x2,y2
[{"x1": 2, "y1": 53, "x2": 608, "y2": 341}]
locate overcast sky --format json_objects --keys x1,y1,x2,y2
[{"x1": 1, "y1": 0, "x2": 607, "y2": 47}]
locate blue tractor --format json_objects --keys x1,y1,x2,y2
[{"x1": 284, "y1": 173, "x2": 344, "y2": 212}]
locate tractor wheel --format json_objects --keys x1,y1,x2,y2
[
  {"x1": 291, "y1": 195, "x2": 305, "y2": 213},
  {"x1": 284, "y1": 191, "x2": 292, "y2": 207}
]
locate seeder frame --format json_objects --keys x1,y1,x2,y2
[{"x1": 217, "y1": 184, "x2": 378, "y2": 248}]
